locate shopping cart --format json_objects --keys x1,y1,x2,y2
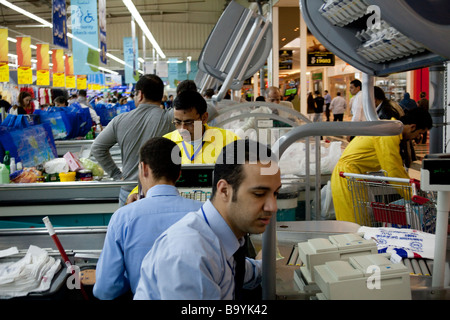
[{"x1": 340, "y1": 172, "x2": 436, "y2": 233}]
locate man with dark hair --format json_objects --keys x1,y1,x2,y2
[
  {"x1": 91, "y1": 74, "x2": 175, "y2": 206},
  {"x1": 126, "y1": 90, "x2": 238, "y2": 202},
  {"x1": 164, "y1": 90, "x2": 239, "y2": 164},
  {"x1": 54, "y1": 96, "x2": 68, "y2": 107},
  {"x1": 94, "y1": 137, "x2": 202, "y2": 300},
  {"x1": 349, "y1": 79, "x2": 364, "y2": 122},
  {"x1": 331, "y1": 107, "x2": 433, "y2": 223},
  {"x1": 135, "y1": 139, "x2": 282, "y2": 300},
  {"x1": 77, "y1": 89, "x2": 93, "y2": 109}
]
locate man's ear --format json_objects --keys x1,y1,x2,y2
[
  {"x1": 216, "y1": 179, "x2": 231, "y2": 201},
  {"x1": 202, "y1": 112, "x2": 209, "y2": 124},
  {"x1": 140, "y1": 162, "x2": 150, "y2": 178},
  {"x1": 410, "y1": 123, "x2": 417, "y2": 132}
]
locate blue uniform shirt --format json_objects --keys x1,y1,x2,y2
[
  {"x1": 93, "y1": 184, "x2": 203, "y2": 300},
  {"x1": 134, "y1": 200, "x2": 262, "y2": 300}
]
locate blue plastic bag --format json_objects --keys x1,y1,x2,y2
[
  {"x1": 0, "y1": 123, "x2": 58, "y2": 167},
  {"x1": 34, "y1": 108, "x2": 71, "y2": 140},
  {"x1": 64, "y1": 102, "x2": 93, "y2": 138}
]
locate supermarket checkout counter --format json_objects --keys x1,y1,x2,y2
[{"x1": 1, "y1": 220, "x2": 447, "y2": 300}]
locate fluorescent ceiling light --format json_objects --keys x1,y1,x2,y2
[
  {"x1": 0, "y1": 0, "x2": 52, "y2": 27},
  {"x1": 99, "y1": 66, "x2": 119, "y2": 75},
  {"x1": 1, "y1": 1, "x2": 145, "y2": 74},
  {"x1": 122, "y1": 0, "x2": 166, "y2": 59}
]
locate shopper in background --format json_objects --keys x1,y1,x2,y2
[
  {"x1": 93, "y1": 137, "x2": 203, "y2": 300},
  {"x1": 134, "y1": 139, "x2": 282, "y2": 300},
  {"x1": 324, "y1": 90, "x2": 332, "y2": 121},
  {"x1": 76, "y1": 89, "x2": 94, "y2": 109},
  {"x1": 91, "y1": 74, "x2": 175, "y2": 207},
  {"x1": 417, "y1": 91, "x2": 429, "y2": 144},
  {"x1": 54, "y1": 96, "x2": 68, "y2": 107},
  {"x1": 313, "y1": 90, "x2": 325, "y2": 122},
  {"x1": 330, "y1": 107, "x2": 433, "y2": 223},
  {"x1": 349, "y1": 79, "x2": 364, "y2": 122},
  {"x1": 329, "y1": 91, "x2": 346, "y2": 121},
  {"x1": 307, "y1": 92, "x2": 315, "y2": 121},
  {"x1": 374, "y1": 86, "x2": 402, "y2": 120},
  {"x1": 399, "y1": 92, "x2": 417, "y2": 111},
  {"x1": 17, "y1": 91, "x2": 33, "y2": 115}
]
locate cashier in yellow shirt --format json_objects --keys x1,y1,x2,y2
[{"x1": 126, "y1": 90, "x2": 239, "y2": 203}]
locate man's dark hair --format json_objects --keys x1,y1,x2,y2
[
  {"x1": 139, "y1": 137, "x2": 181, "y2": 183},
  {"x1": 135, "y1": 74, "x2": 164, "y2": 102},
  {"x1": 400, "y1": 107, "x2": 433, "y2": 130},
  {"x1": 173, "y1": 90, "x2": 207, "y2": 116},
  {"x1": 350, "y1": 79, "x2": 362, "y2": 89},
  {"x1": 212, "y1": 139, "x2": 278, "y2": 201},
  {"x1": 78, "y1": 89, "x2": 87, "y2": 97},
  {"x1": 374, "y1": 86, "x2": 387, "y2": 101},
  {"x1": 204, "y1": 89, "x2": 215, "y2": 98},
  {"x1": 54, "y1": 96, "x2": 68, "y2": 106},
  {"x1": 176, "y1": 80, "x2": 197, "y2": 95}
]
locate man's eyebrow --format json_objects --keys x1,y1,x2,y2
[{"x1": 249, "y1": 185, "x2": 282, "y2": 192}]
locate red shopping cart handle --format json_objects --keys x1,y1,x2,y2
[{"x1": 412, "y1": 195, "x2": 430, "y2": 205}]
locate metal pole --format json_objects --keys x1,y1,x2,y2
[
  {"x1": 432, "y1": 191, "x2": 450, "y2": 288},
  {"x1": 429, "y1": 65, "x2": 446, "y2": 154}
]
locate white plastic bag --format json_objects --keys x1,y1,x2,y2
[{"x1": 43, "y1": 158, "x2": 69, "y2": 174}]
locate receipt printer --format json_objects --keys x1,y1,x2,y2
[
  {"x1": 314, "y1": 253, "x2": 411, "y2": 300},
  {"x1": 298, "y1": 233, "x2": 377, "y2": 284}
]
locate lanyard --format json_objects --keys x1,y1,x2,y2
[{"x1": 181, "y1": 140, "x2": 205, "y2": 162}]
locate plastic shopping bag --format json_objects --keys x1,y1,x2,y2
[{"x1": 0, "y1": 123, "x2": 58, "y2": 167}]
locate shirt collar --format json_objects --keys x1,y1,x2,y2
[
  {"x1": 201, "y1": 200, "x2": 242, "y2": 259},
  {"x1": 145, "y1": 184, "x2": 179, "y2": 198}
]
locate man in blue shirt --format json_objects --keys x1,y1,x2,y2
[
  {"x1": 134, "y1": 139, "x2": 282, "y2": 300},
  {"x1": 93, "y1": 137, "x2": 203, "y2": 300}
]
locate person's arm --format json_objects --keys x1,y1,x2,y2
[
  {"x1": 93, "y1": 220, "x2": 130, "y2": 300},
  {"x1": 374, "y1": 135, "x2": 410, "y2": 182},
  {"x1": 91, "y1": 120, "x2": 122, "y2": 179},
  {"x1": 243, "y1": 258, "x2": 262, "y2": 290}
]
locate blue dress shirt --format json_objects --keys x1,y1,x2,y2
[
  {"x1": 134, "y1": 200, "x2": 262, "y2": 300},
  {"x1": 93, "y1": 184, "x2": 203, "y2": 300}
]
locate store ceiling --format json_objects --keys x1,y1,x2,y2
[{"x1": 0, "y1": 0, "x2": 319, "y2": 74}]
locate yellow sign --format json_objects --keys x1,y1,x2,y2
[
  {"x1": 77, "y1": 75, "x2": 87, "y2": 90},
  {"x1": 37, "y1": 69, "x2": 50, "y2": 86},
  {"x1": 65, "y1": 75, "x2": 76, "y2": 88},
  {"x1": 18, "y1": 66, "x2": 32, "y2": 85},
  {"x1": 0, "y1": 63, "x2": 9, "y2": 82},
  {"x1": 0, "y1": 29, "x2": 8, "y2": 62},
  {"x1": 53, "y1": 73, "x2": 65, "y2": 87}
]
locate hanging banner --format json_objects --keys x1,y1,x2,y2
[
  {"x1": 70, "y1": 0, "x2": 100, "y2": 75},
  {"x1": 52, "y1": 0, "x2": 69, "y2": 49},
  {"x1": 16, "y1": 36, "x2": 32, "y2": 85},
  {"x1": 36, "y1": 43, "x2": 50, "y2": 86},
  {"x1": 65, "y1": 54, "x2": 75, "y2": 88},
  {"x1": 99, "y1": 0, "x2": 107, "y2": 64},
  {"x1": 0, "y1": 28, "x2": 9, "y2": 82},
  {"x1": 52, "y1": 49, "x2": 65, "y2": 87},
  {"x1": 123, "y1": 37, "x2": 139, "y2": 84},
  {"x1": 77, "y1": 75, "x2": 87, "y2": 89}
]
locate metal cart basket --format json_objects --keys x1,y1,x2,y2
[{"x1": 340, "y1": 172, "x2": 436, "y2": 233}]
